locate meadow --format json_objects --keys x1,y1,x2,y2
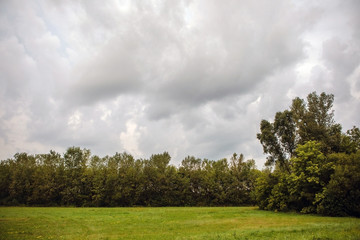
[{"x1": 0, "y1": 207, "x2": 359, "y2": 240}]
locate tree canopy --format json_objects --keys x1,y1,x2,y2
[
  {"x1": 256, "y1": 92, "x2": 360, "y2": 217},
  {"x1": 0, "y1": 148, "x2": 259, "y2": 207}
]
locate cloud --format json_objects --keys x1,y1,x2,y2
[
  {"x1": 120, "y1": 119, "x2": 143, "y2": 158},
  {"x1": 145, "y1": 0, "x2": 309, "y2": 120},
  {"x1": 0, "y1": 0, "x2": 359, "y2": 168}
]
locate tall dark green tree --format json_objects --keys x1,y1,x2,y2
[
  {"x1": 30, "y1": 151, "x2": 62, "y2": 205},
  {"x1": 0, "y1": 159, "x2": 11, "y2": 204},
  {"x1": 316, "y1": 151, "x2": 360, "y2": 217},
  {"x1": 257, "y1": 92, "x2": 341, "y2": 171},
  {"x1": 87, "y1": 155, "x2": 107, "y2": 206},
  {"x1": 287, "y1": 141, "x2": 334, "y2": 213},
  {"x1": 178, "y1": 156, "x2": 203, "y2": 205},
  {"x1": 141, "y1": 152, "x2": 172, "y2": 206},
  {"x1": 61, "y1": 147, "x2": 90, "y2": 206},
  {"x1": 8, "y1": 153, "x2": 36, "y2": 204},
  {"x1": 256, "y1": 92, "x2": 360, "y2": 217},
  {"x1": 228, "y1": 153, "x2": 259, "y2": 205}
]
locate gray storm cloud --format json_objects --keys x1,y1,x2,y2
[{"x1": 0, "y1": 0, "x2": 359, "y2": 166}]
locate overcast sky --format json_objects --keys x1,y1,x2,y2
[{"x1": 1, "y1": 0, "x2": 359, "y2": 167}]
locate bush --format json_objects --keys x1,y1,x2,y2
[{"x1": 316, "y1": 151, "x2": 360, "y2": 217}]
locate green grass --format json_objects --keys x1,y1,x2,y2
[{"x1": 0, "y1": 207, "x2": 359, "y2": 240}]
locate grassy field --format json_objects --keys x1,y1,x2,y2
[{"x1": 0, "y1": 207, "x2": 359, "y2": 240}]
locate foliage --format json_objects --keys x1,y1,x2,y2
[
  {"x1": 0, "y1": 149, "x2": 259, "y2": 207},
  {"x1": 287, "y1": 141, "x2": 335, "y2": 213},
  {"x1": 255, "y1": 92, "x2": 360, "y2": 217},
  {"x1": 316, "y1": 151, "x2": 360, "y2": 217},
  {"x1": 257, "y1": 92, "x2": 342, "y2": 171},
  {"x1": 255, "y1": 169, "x2": 278, "y2": 210}
]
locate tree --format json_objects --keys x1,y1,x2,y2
[
  {"x1": 141, "y1": 152, "x2": 172, "y2": 206},
  {"x1": 178, "y1": 156, "x2": 203, "y2": 205},
  {"x1": 30, "y1": 151, "x2": 62, "y2": 205},
  {"x1": 255, "y1": 141, "x2": 336, "y2": 213},
  {"x1": 287, "y1": 141, "x2": 334, "y2": 213},
  {"x1": 87, "y1": 155, "x2": 107, "y2": 207},
  {"x1": 257, "y1": 119, "x2": 290, "y2": 171},
  {"x1": 257, "y1": 92, "x2": 341, "y2": 171},
  {"x1": 61, "y1": 147, "x2": 90, "y2": 206},
  {"x1": 340, "y1": 126, "x2": 360, "y2": 154},
  {"x1": 316, "y1": 151, "x2": 360, "y2": 217},
  {"x1": 255, "y1": 92, "x2": 360, "y2": 216},
  {"x1": 255, "y1": 169, "x2": 279, "y2": 210},
  {"x1": 1, "y1": 149, "x2": 259, "y2": 207},
  {"x1": 228, "y1": 153, "x2": 260, "y2": 205},
  {"x1": 291, "y1": 92, "x2": 342, "y2": 153},
  {"x1": 8, "y1": 153, "x2": 36, "y2": 204},
  {"x1": 113, "y1": 152, "x2": 142, "y2": 206},
  {"x1": 0, "y1": 159, "x2": 11, "y2": 204}
]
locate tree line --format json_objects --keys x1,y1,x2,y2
[
  {"x1": 0, "y1": 149, "x2": 260, "y2": 207},
  {"x1": 256, "y1": 92, "x2": 360, "y2": 217},
  {"x1": 0, "y1": 92, "x2": 359, "y2": 217}
]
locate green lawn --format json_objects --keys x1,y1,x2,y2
[{"x1": 0, "y1": 207, "x2": 359, "y2": 240}]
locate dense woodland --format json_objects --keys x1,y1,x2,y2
[
  {"x1": 0, "y1": 92, "x2": 359, "y2": 217},
  {"x1": 0, "y1": 150, "x2": 260, "y2": 207},
  {"x1": 256, "y1": 92, "x2": 360, "y2": 217}
]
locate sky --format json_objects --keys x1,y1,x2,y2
[{"x1": 0, "y1": 0, "x2": 359, "y2": 168}]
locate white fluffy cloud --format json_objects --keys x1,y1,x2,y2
[{"x1": 0, "y1": 0, "x2": 359, "y2": 167}]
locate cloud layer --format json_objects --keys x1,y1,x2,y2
[{"x1": 1, "y1": 0, "x2": 359, "y2": 167}]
